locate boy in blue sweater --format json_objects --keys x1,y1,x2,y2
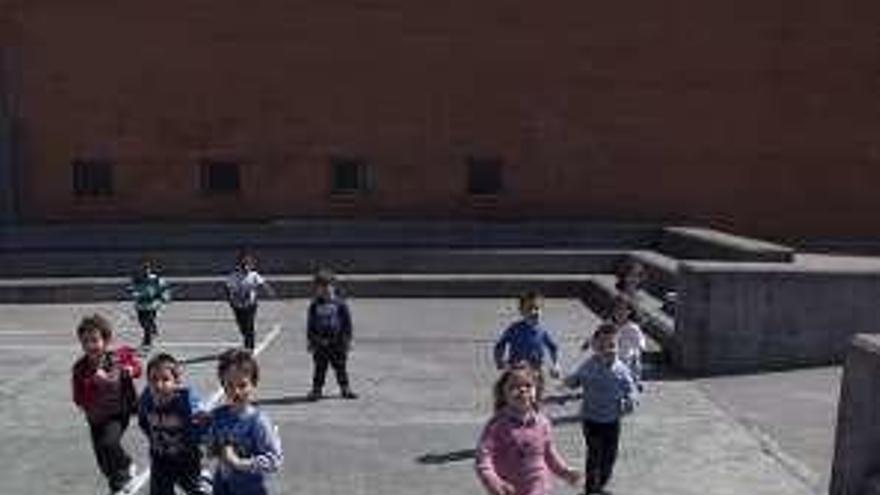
[
  {"x1": 208, "y1": 349, "x2": 283, "y2": 495},
  {"x1": 493, "y1": 291, "x2": 561, "y2": 378},
  {"x1": 138, "y1": 353, "x2": 209, "y2": 495},
  {"x1": 306, "y1": 269, "x2": 357, "y2": 400},
  {"x1": 564, "y1": 323, "x2": 638, "y2": 494}
]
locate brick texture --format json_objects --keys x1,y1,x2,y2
[{"x1": 11, "y1": 1, "x2": 880, "y2": 237}]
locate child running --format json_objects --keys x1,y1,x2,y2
[
  {"x1": 609, "y1": 295, "x2": 647, "y2": 391},
  {"x1": 129, "y1": 257, "x2": 171, "y2": 351},
  {"x1": 207, "y1": 349, "x2": 283, "y2": 495},
  {"x1": 493, "y1": 291, "x2": 561, "y2": 378},
  {"x1": 138, "y1": 353, "x2": 209, "y2": 495},
  {"x1": 224, "y1": 251, "x2": 275, "y2": 350},
  {"x1": 564, "y1": 323, "x2": 638, "y2": 495},
  {"x1": 306, "y1": 268, "x2": 357, "y2": 400},
  {"x1": 71, "y1": 314, "x2": 142, "y2": 495},
  {"x1": 475, "y1": 364, "x2": 581, "y2": 495}
]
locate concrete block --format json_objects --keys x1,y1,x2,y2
[
  {"x1": 675, "y1": 262, "x2": 880, "y2": 375},
  {"x1": 830, "y1": 334, "x2": 880, "y2": 495}
]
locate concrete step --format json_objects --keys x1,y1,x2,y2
[
  {"x1": 579, "y1": 275, "x2": 676, "y2": 356},
  {"x1": 627, "y1": 249, "x2": 679, "y2": 301},
  {"x1": 0, "y1": 220, "x2": 660, "y2": 251},
  {"x1": 0, "y1": 273, "x2": 597, "y2": 303},
  {"x1": 658, "y1": 226, "x2": 794, "y2": 262},
  {"x1": 0, "y1": 248, "x2": 622, "y2": 278}
]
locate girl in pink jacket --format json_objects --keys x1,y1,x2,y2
[{"x1": 476, "y1": 364, "x2": 582, "y2": 495}]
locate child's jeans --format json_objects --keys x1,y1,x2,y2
[
  {"x1": 311, "y1": 343, "x2": 350, "y2": 393},
  {"x1": 151, "y1": 452, "x2": 209, "y2": 495},
  {"x1": 88, "y1": 415, "x2": 133, "y2": 492},
  {"x1": 232, "y1": 305, "x2": 257, "y2": 350},
  {"x1": 137, "y1": 309, "x2": 157, "y2": 347},
  {"x1": 581, "y1": 419, "x2": 621, "y2": 492}
]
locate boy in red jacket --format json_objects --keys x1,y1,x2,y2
[{"x1": 72, "y1": 314, "x2": 142, "y2": 494}]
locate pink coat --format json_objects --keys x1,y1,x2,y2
[{"x1": 475, "y1": 409, "x2": 571, "y2": 495}]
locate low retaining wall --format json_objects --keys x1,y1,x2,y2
[
  {"x1": 830, "y1": 334, "x2": 880, "y2": 495},
  {"x1": 675, "y1": 262, "x2": 880, "y2": 374},
  {"x1": 0, "y1": 274, "x2": 595, "y2": 303}
]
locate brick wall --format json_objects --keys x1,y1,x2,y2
[{"x1": 14, "y1": 1, "x2": 880, "y2": 237}]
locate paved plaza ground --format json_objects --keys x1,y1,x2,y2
[{"x1": 0, "y1": 298, "x2": 835, "y2": 494}]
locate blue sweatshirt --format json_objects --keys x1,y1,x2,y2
[
  {"x1": 493, "y1": 318, "x2": 559, "y2": 369},
  {"x1": 208, "y1": 404, "x2": 283, "y2": 495},
  {"x1": 307, "y1": 294, "x2": 352, "y2": 348},
  {"x1": 564, "y1": 355, "x2": 637, "y2": 423},
  {"x1": 138, "y1": 386, "x2": 205, "y2": 460}
]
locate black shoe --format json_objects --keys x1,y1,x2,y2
[
  {"x1": 306, "y1": 390, "x2": 322, "y2": 401},
  {"x1": 341, "y1": 389, "x2": 358, "y2": 400}
]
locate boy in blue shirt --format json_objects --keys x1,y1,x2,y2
[
  {"x1": 493, "y1": 291, "x2": 561, "y2": 377},
  {"x1": 306, "y1": 269, "x2": 357, "y2": 400},
  {"x1": 208, "y1": 349, "x2": 283, "y2": 495},
  {"x1": 138, "y1": 353, "x2": 208, "y2": 495},
  {"x1": 564, "y1": 323, "x2": 637, "y2": 495}
]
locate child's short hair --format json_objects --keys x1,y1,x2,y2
[
  {"x1": 76, "y1": 314, "x2": 113, "y2": 341},
  {"x1": 236, "y1": 249, "x2": 255, "y2": 267},
  {"x1": 517, "y1": 290, "x2": 543, "y2": 308},
  {"x1": 608, "y1": 294, "x2": 637, "y2": 320},
  {"x1": 592, "y1": 322, "x2": 618, "y2": 342},
  {"x1": 313, "y1": 268, "x2": 336, "y2": 286},
  {"x1": 492, "y1": 363, "x2": 544, "y2": 412},
  {"x1": 217, "y1": 348, "x2": 260, "y2": 385},
  {"x1": 147, "y1": 352, "x2": 181, "y2": 379}
]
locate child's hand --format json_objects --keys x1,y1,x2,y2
[
  {"x1": 549, "y1": 363, "x2": 561, "y2": 379},
  {"x1": 560, "y1": 468, "x2": 582, "y2": 487},
  {"x1": 495, "y1": 480, "x2": 516, "y2": 495},
  {"x1": 93, "y1": 368, "x2": 110, "y2": 381},
  {"x1": 221, "y1": 445, "x2": 251, "y2": 471},
  {"x1": 192, "y1": 411, "x2": 211, "y2": 426}
]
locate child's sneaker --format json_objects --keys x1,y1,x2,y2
[
  {"x1": 306, "y1": 390, "x2": 322, "y2": 401},
  {"x1": 341, "y1": 388, "x2": 358, "y2": 400}
]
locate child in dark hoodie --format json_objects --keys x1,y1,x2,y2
[
  {"x1": 138, "y1": 353, "x2": 209, "y2": 495},
  {"x1": 306, "y1": 269, "x2": 357, "y2": 400}
]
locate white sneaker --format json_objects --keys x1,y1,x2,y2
[{"x1": 109, "y1": 463, "x2": 137, "y2": 495}]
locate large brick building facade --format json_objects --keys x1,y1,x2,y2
[{"x1": 2, "y1": 2, "x2": 880, "y2": 237}]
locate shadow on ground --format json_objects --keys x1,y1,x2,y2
[{"x1": 416, "y1": 449, "x2": 476, "y2": 465}]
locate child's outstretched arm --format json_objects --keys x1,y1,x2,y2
[
  {"x1": 541, "y1": 418, "x2": 580, "y2": 486},
  {"x1": 339, "y1": 301, "x2": 353, "y2": 349},
  {"x1": 542, "y1": 330, "x2": 561, "y2": 377},
  {"x1": 492, "y1": 329, "x2": 510, "y2": 370},
  {"x1": 562, "y1": 361, "x2": 586, "y2": 389},
  {"x1": 306, "y1": 301, "x2": 318, "y2": 352},
  {"x1": 221, "y1": 413, "x2": 283, "y2": 473},
  {"x1": 474, "y1": 420, "x2": 514, "y2": 495}
]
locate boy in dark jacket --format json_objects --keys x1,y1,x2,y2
[
  {"x1": 72, "y1": 314, "x2": 142, "y2": 494},
  {"x1": 138, "y1": 353, "x2": 209, "y2": 495},
  {"x1": 306, "y1": 269, "x2": 357, "y2": 400}
]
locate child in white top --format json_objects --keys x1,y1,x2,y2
[
  {"x1": 224, "y1": 252, "x2": 275, "y2": 350},
  {"x1": 609, "y1": 295, "x2": 646, "y2": 390}
]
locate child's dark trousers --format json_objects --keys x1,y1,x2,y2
[
  {"x1": 150, "y1": 452, "x2": 208, "y2": 495},
  {"x1": 88, "y1": 415, "x2": 133, "y2": 492},
  {"x1": 581, "y1": 419, "x2": 621, "y2": 492},
  {"x1": 311, "y1": 343, "x2": 350, "y2": 393},
  {"x1": 137, "y1": 309, "x2": 158, "y2": 347},
  {"x1": 232, "y1": 305, "x2": 257, "y2": 350}
]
